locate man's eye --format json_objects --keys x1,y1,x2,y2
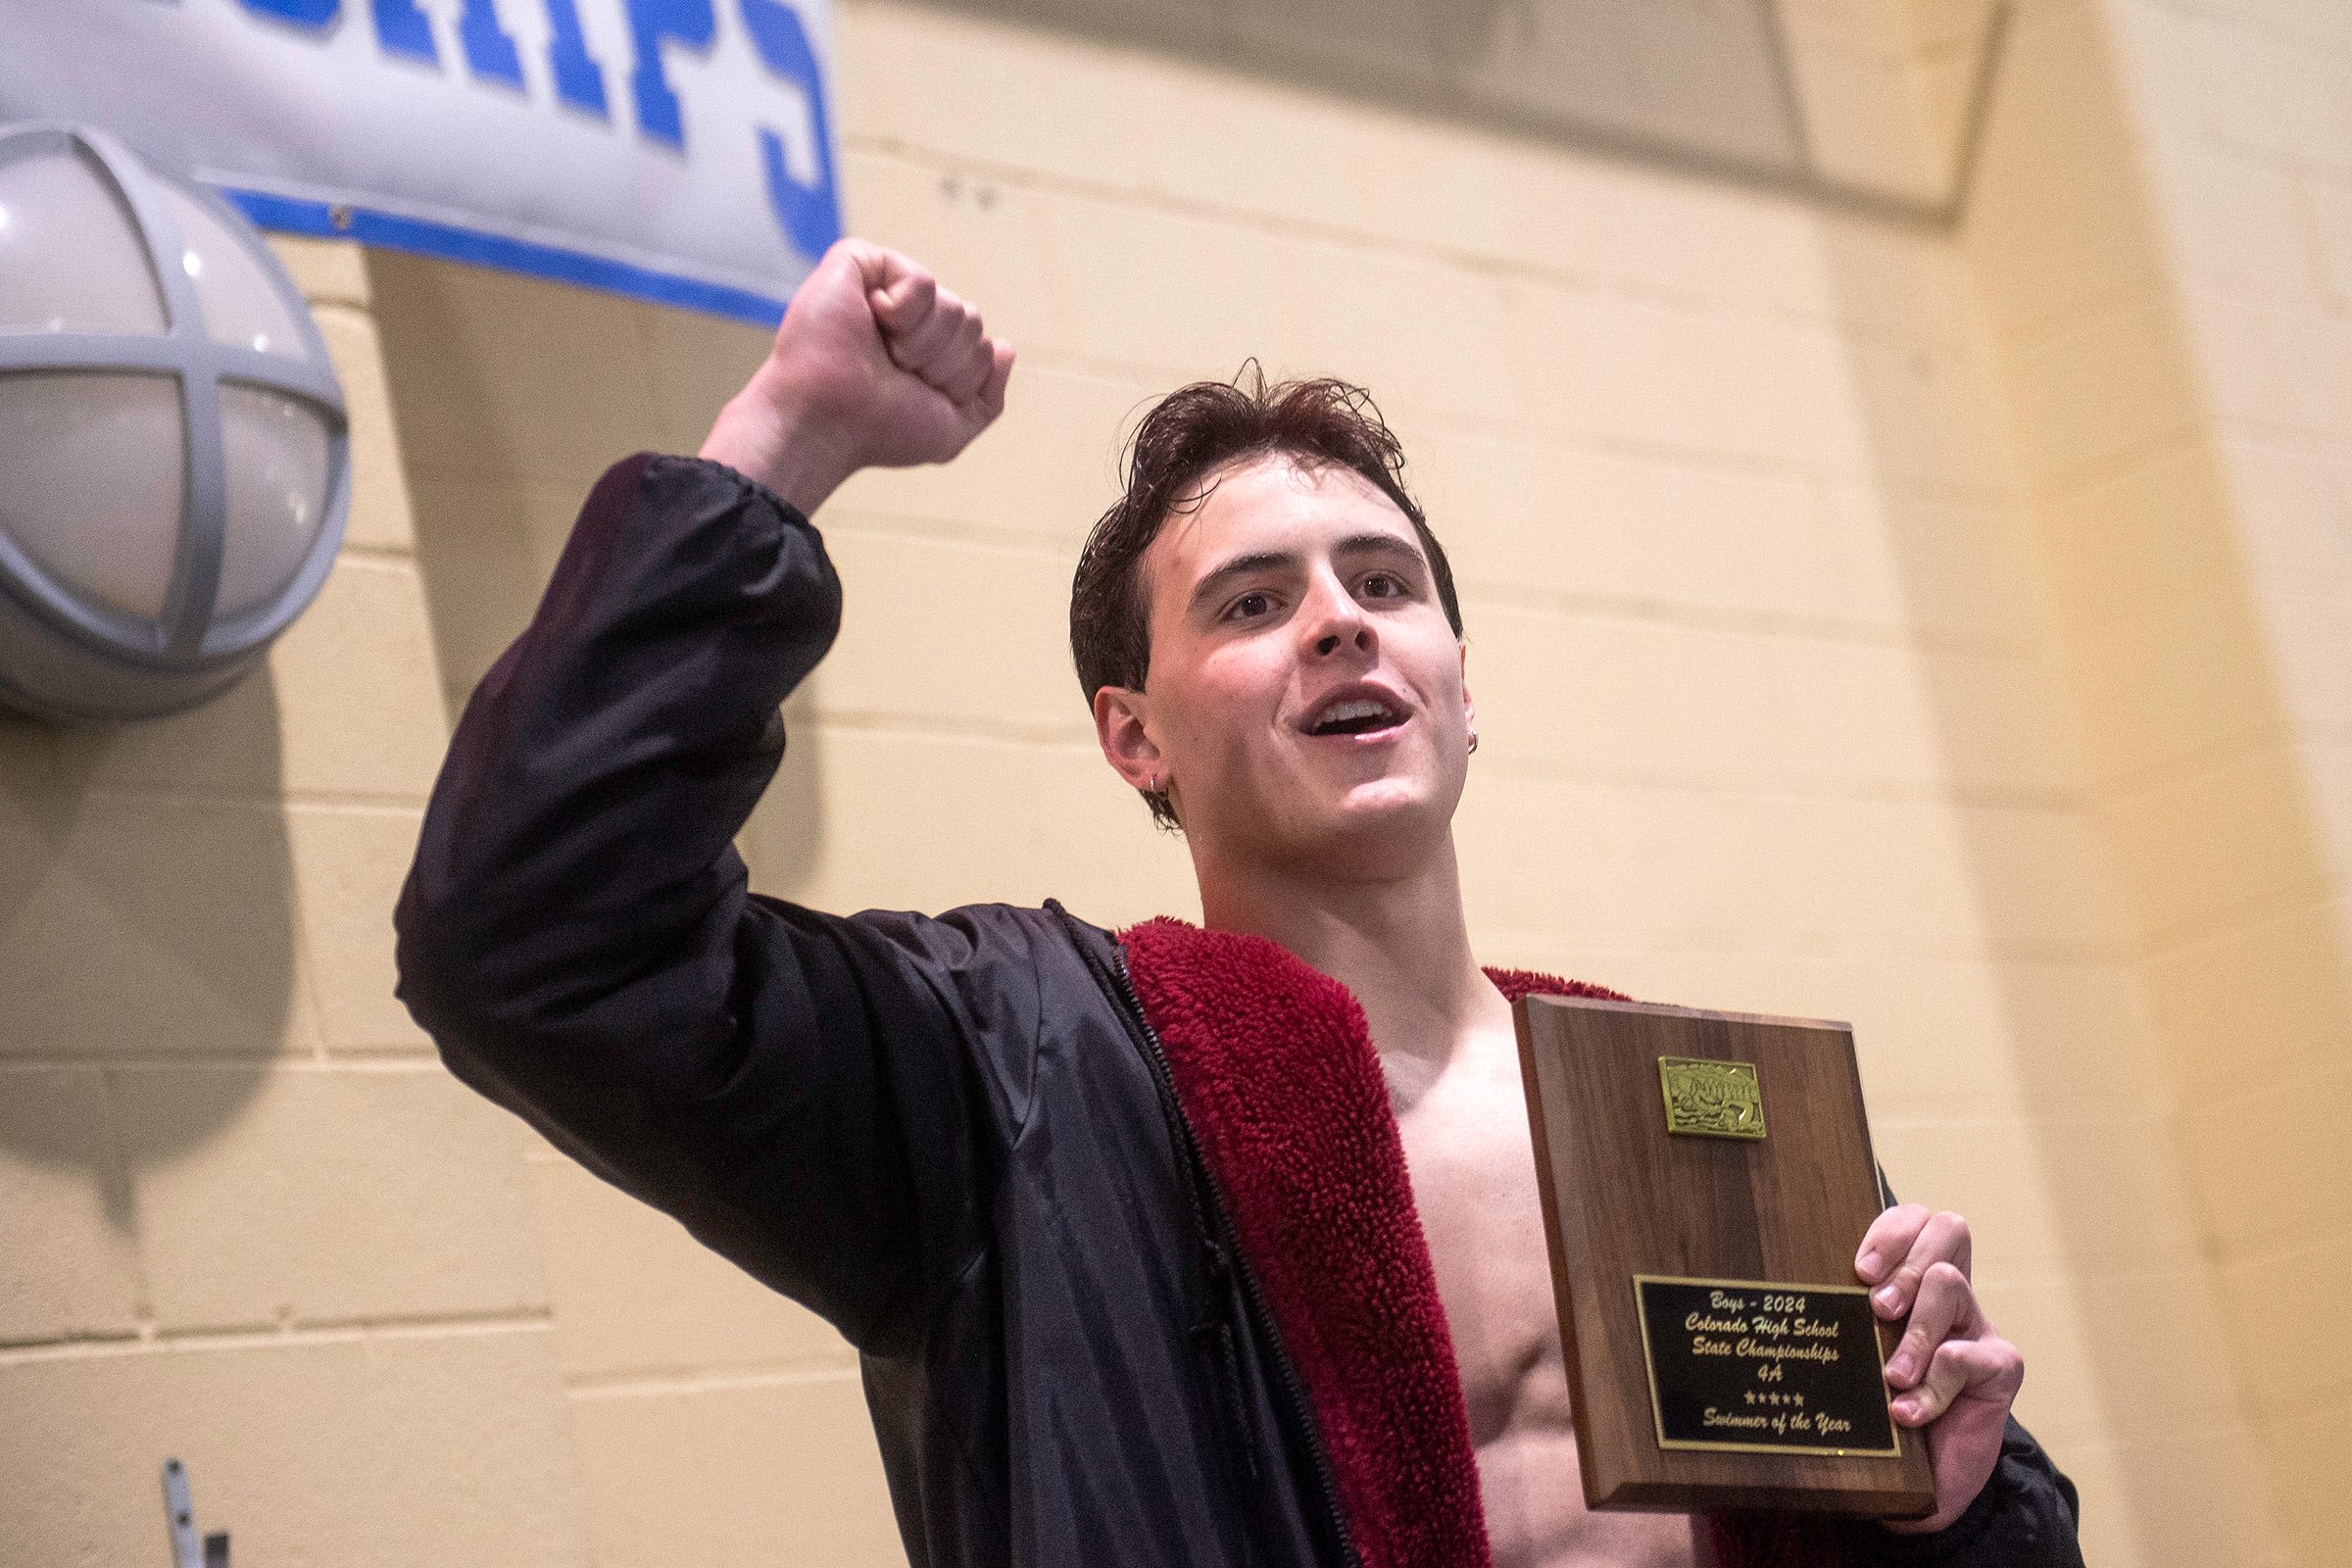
[
  {"x1": 1361, "y1": 572, "x2": 1403, "y2": 599},
  {"x1": 1226, "y1": 591, "x2": 1276, "y2": 620}
]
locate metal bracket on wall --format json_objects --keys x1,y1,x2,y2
[{"x1": 163, "y1": 1459, "x2": 230, "y2": 1568}]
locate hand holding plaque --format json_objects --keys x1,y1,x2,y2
[
  {"x1": 1513, "y1": 995, "x2": 1937, "y2": 1518},
  {"x1": 1850, "y1": 1200, "x2": 2027, "y2": 1532}
]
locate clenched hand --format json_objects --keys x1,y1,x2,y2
[{"x1": 700, "y1": 239, "x2": 1015, "y2": 514}]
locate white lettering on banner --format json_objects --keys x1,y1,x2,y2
[{"x1": 0, "y1": 0, "x2": 839, "y2": 322}]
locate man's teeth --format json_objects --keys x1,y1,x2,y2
[{"x1": 1314, "y1": 698, "x2": 1396, "y2": 731}]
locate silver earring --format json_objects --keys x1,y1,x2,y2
[{"x1": 1467, "y1": 729, "x2": 1479, "y2": 756}]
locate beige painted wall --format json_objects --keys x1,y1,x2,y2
[
  {"x1": 366, "y1": 2, "x2": 2290, "y2": 1565},
  {"x1": 2109, "y1": 10, "x2": 2352, "y2": 1557},
  {"x1": 368, "y1": 240, "x2": 911, "y2": 1568},
  {"x1": 1962, "y1": 0, "x2": 2352, "y2": 1560},
  {"x1": 8, "y1": 1, "x2": 2345, "y2": 1565},
  {"x1": 0, "y1": 240, "x2": 593, "y2": 1568}
]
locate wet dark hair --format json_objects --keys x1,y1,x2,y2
[{"x1": 1069, "y1": 368, "x2": 1463, "y2": 828}]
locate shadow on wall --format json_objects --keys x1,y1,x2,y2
[
  {"x1": 367, "y1": 248, "x2": 661, "y2": 721},
  {"x1": 894, "y1": 0, "x2": 1910, "y2": 202},
  {"x1": 1810, "y1": 219, "x2": 2293, "y2": 1565},
  {"x1": 364, "y1": 251, "x2": 829, "y2": 901},
  {"x1": 0, "y1": 670, "x2": 295, "y2": 1227},
  {"x1": 901, "y1": 0, "x2": 1802, "y2": 166}
]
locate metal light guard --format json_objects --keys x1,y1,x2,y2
[{"x1": 0, "y1": 122, "x2": 349, "y2": 718}]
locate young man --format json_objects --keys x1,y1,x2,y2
[{"x1": 398, "y1": 241, "x2": 2082, "y2": 1568}]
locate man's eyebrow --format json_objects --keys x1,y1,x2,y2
[
  {"x1": 1186, "y1": 550, "x2": 1297, "y2": 613},
  {"x1": 1330, "y1": 532, "x2": 1428, "y2": 569},
  {"x1": 1184, "y1": 533, "x2": 1427, "y2": 614}
]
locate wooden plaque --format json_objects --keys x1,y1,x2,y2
[{"x1": 1514, "y1": 994, "x2": 1936, "y2": 1518}]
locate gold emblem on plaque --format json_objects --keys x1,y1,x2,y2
[{"x1": 1658, "y1": 1056, "x2": 1766, "y2": 1140}]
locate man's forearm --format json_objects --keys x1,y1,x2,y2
[{"x1": 700, "y1": 383, "x2": 864, "y2": 515}]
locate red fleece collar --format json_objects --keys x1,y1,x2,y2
[
  {"x1": 1119, "y1": 918, "x2": 1838, "y2": 1568},
  {"x1": 1119, "y1": 919, "x2": 1622, "y2": 1568}
]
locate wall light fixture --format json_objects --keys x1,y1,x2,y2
[{"x1": 0, "y1": 122, "x2": 349, "y2": 719}]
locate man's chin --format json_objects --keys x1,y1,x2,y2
[{"x1": 1272, "y1": 786, "x2": 1452, "y2": 871}]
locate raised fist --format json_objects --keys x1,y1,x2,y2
[{"x1": 700, "y1": 240, "x2": 1015, "y2": 514}]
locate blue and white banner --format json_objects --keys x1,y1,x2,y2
[{"x1": 0, "y1": 0, "x2": 839, "y2": 323}]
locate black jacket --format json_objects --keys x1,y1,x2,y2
[{"x1": 396, "y1": 454, "x2": 2084, "y2": 1568}]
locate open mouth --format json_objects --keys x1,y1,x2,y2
[{"x1": 1306, "y1": 695, "x2": 1406, "y2": 737}]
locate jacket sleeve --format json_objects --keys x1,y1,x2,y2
[
  {"x1": 1835, "y1": 1167, "x2": 2083, "y2": 1565},
  {"x1": 1838, "y1": 1416, "x2": 2083, "y2": 1567},
  {"x1": 395, "y1": 453, "x2": 1037, "y2": 1355}
]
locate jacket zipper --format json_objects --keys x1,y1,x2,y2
[{"x1": 1104, "y1": 942, "x2": 1365, "y2": 1568}]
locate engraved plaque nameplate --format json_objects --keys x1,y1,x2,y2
[{"x1": 1634, "y1": 1276, "x2": 1899, "y2": 1457}]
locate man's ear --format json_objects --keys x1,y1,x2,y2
[
  {"x1": 1459, "y1": 642, "x2": 1475, "y2": 735},
  {"x1": 1093, "y1": 685, "x2": 1164, "y2": 794}
]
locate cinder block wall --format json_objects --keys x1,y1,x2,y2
[
  {"x1": 1963, "y1": 1, "x2": 2352, "y2": 1561},
  {"x1": 367, "y1": 245, "x2": 913, "y2": 1568},
  {"x1": 361, "y1": 5, "x2": 2284, "y2": 1568},
  {"x1": 0, "y1": 240, "x2": 592, "y2": 1568},
  {"x1": 9, "y1": 2, "x2": 2338, "y2": 1565},
  {"x1": 2103, "y1": 8, "x2": 2352, "y2": 1556}
]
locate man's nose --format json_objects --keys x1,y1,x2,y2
[
  {"x1": 1304, "y1": 578, "x2": 1373, "y2": 658},
  {"x1": 1313, "y1": 626, "x2": 1370, "y2": 656}
]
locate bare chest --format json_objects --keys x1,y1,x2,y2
[
  {"x1": 1387, "y1": 1043, "x2": 1703, "y2": 1568},
  {"x1": 1389, "y1": 1058, "x2": 1562, "y2": 1444}
]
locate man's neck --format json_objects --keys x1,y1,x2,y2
[{"x1": 1193, "y1": 833, "x2": 1512, "y2": 1084}]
